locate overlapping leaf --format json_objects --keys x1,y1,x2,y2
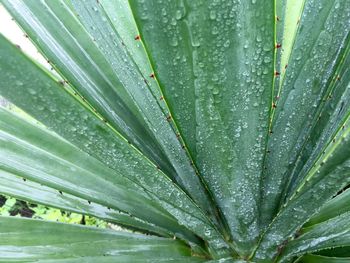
[
  {"x1": 261, "y1": 0, "x2": 350, "y2": 228},
  {"x1": 0, "y1": 0, "x2": 349, "y2": 261},
  {"x1": 0, "y1": 216, "x2": 200, "y2": 262},
  {"x1": 280, "y1": 212, "x2": 350, "y2": 261},
  {"x1": 0, "y1": 33, "x2": 230, "y2": 255},
  {"x1": 130, "y1": 0, "x2": 275, "y2": 256},
  {"x1": 0, "y1": 107, "x2": 189, "y2": 238}
]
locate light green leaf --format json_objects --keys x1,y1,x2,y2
[
  {"x1": 260, "y1": 0, "x2": 350, "y2": 229},
  {"x1": 0, "y1": 169, "x2": 171, "y2": 237},
  {"x1": 0, "y1": 107, "x2": 199, "y2": 242},
  {"x1": 129, "y1": 0, "x2": 275, "y2": 256},
  {"x1": 255, "y1": 117, "x2": 350, "y2": 260},
  {"x1": 278, "y1": 0, "x2": 306, "y2": 88},
  {"x1": 1, "y1": 0, "x2": 176, "y2": 179},
  {"x1": 283, "y1": 43, "x2": 350, "y2": 200},
  {"x1": 280, "y1": 212, "x2": 350, "y2": 261},
  {"x1": 0, "y1": 216, "x2": 199, "y2": 262},
  {"x1": 307, "y1": 188, "x2": 350, "y2": 226},
  {"x1": 272, "y1": 0, "x2": 305, "y2": 120}
]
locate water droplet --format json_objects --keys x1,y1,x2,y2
[
  {"x1": 28, "y1": 88, "x2": 36, "y2": 95},
  {"x1": 209, "y1": 10, "x2": 217, "y2": 20},
  {"x1": 175, "y1": 10, "x2": 182, "y2": 20},
  {"x1": 211, "y1": 26, "x2": 219, "y2": 35},
  {"x1": 15, "y1": 80, "x2": 23, "y2": 86},
  {"x1": 212, "y1": 87, "x2": 219, "y2": 95},
  {"x1": 169, "y1": 37, "x2": 178, "y2": 47},
  {"x1": 256, "y1": 33, "x2": 262, "y2": 42},
  {"x1": 223, "y1": 40, "x2": 230, "y2": 48}
]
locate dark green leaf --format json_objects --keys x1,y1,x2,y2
[
  {"x1": 129, "y1": 0, "x2": 275, "y2": 256},
  {"x1": 255, "y1": 117, "x2": 350, "y2": 260},
  {"x1": 307, "y1": 188, "x2": 350, "y2": 226},
  {"x1": 299, "y1": 255, "x2": 350, "y2": 263},
  {"x1": 279, "y1": 211, "x2": 350, "y2": 261},
  {"x1": 63, "y1": 0, "x2": 216, "y2": 220},
  {"x1": 260, "y1": 0, "x2": 350, "y2": 228},
  {"x1": 0, "y1": 34, "x2": 229, "y2": 253},
  {"x1": 283, "y1": 43, "x2": 350, "y2": 200}
]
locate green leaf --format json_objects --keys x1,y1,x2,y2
[
  {"x1": 260, "y1": 0, "x2": 350, "y2": 229},
  {"x1": 299, "y1": 255, "x2": 350, "y2": 263},
  {"x1": 129, "y1": 0, "x2": 275, "y2": 256},
  {"x1": 307, "y1": 188, "x2": 350, "y2": 226},
  {"x1": 205, "y1": 259, "x2": 249, "y2": 263},
  {"x1": 272, "y1": 0, "x2": 305, "y2": 121},
  {"x1": 280, "y1": 212, "x2": 350, "y2": 261},
  {"x1": 1, "y1": 0, "x2": 176, "y2": 179},
  {"x1": 0, "y1": 107, "x2": 200, "y2": 242},
  {"x1": 127, "y1": 0, "x2": 198, "y2": 159},
  {"x1": 317, "y1": 246, "x2": 350, "y2": 257},
  {"x1": 0, "y1": 32, "x2": 229, "y2": 254},
  {"x1": 254, "y1": 117, "x2": 350, "y2": 260},
  {"x1": 0, "y1": 216, "x2": 199, "y2": 262},
  {"x1": 0, "y1": 169, "x2": 171, "y2": 237},
  {"x1": 69, "y1": 0, "x2": 222, "y2": 226},
  {"x1": 26, "y1": 258, "x2": 206, "y2": 263},
  {"x1": 277, "y1": 0, "x2": 306, "y2": 88},
  {"x1": 283, "y1": 43, "x2": 350, "y2": 200},
  {"x1": 1, "y1": 0, "x2": 349, "y2": 261}
]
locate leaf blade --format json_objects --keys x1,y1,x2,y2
[
  {"x1": 0, "y1": 169, "x2": 171, "y2": 237},
  {"x1": 255, "y1": 116, "x2": 350, "y2": 260},
  {"x1": 0, "y1": 216, "x2": 196, "y2": 262},
  {"x1": 299, "y1": 255, "x2": 350, "y2": 263},
  {"x1": 0, "y1": 107, "x2": 199, "y2": 241},
  {"x1": 129, "y1": 0, "x2": 275, "y2": 256},
  {"x1": 2, "y1": 0, "x2": 177, "y2": 182},
  {"x1": 261, "y1": 0, "x2": 350, "y2": 228},
  {"x1": 280, "y1": 212, "x2": 350, "y2": 261},
  {"x1": 0, "y1": 30, "x2": 229, "y2": 253}
]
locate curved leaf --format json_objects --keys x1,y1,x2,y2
[
  {"x1": 255, "y1": 117, "x2": 350, "y2": 260},
  {"x1": 0, "y1": 107, "x2": 200, "y2": 242},
  {"x1": 0, "y1": 169, "x2": 171, "y2": 237},
  {"x1": 1, "y1": 0, "x2": 177, "y2": 179},
  {"x1": 299, "y1": 255, "x2": 350, "y2": 263},
  {"x1": 0, "y1": 216, "x2": 198, "y2": 262},
  {"x1": 0, "y1": 32, "x2": 229, "y2": 254},
  {"x1": 307, "y1": 188, "x2": 350, "y2": 226},
  {"x1": 280, "y1": 212, "x2": 350, "y2": 261},
  {"x1": 260, "y1": 0, "x2": 350, "y2": 228}
]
